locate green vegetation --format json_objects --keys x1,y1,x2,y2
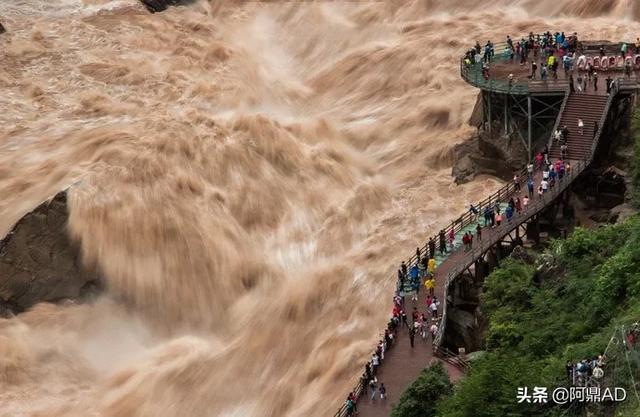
[
  {"x1": 631, "y1": 107, "x2": 640, "y2": 207},
  {"x1": 391, "y1": 362, "x2": 453, "y2": 417},
  {"x1": 393, "y1": 216, "x2": 640, "y2": 417}
]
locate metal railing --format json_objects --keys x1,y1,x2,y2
[
  {"x1": 460, "y1": 36, "x2": 571, "y2": 95},
  {"x1": 546, "y1": 89, "x2": 570, "y2": 151},
  {"x1": 433, "y1": 344, "x2": 470, "y2": 370},
  {"x1": 435, "y1": 79, "x2": 624, "y2": 347},
  {"x1": 434, "y1": 159, "x2": 587, "y2": 346}
]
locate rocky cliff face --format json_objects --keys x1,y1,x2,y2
[
  {"x1": 0, "y1": 192, "x2": 101, "y2": 316},
  {"x1": 451, "y1": 125, "x2": 526, "y2": 184}
]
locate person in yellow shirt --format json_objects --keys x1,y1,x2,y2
[
  {"x1": 424, "y1": 277, "x2": 435, "y2": 296},
  {"x1": 427, "y1": 258, "x2": 437, "y2": 275}
]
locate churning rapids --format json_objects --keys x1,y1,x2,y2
[{"x1": 0, "y1": 1, "x2": 638, "y2": 416}]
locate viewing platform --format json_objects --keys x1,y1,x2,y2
[
  {"x1": 334, "y1": 34, "x2": 640, "y2": 417},
  {"x1": 461, "y1": 38, "x2": 640, "y2": 95}
]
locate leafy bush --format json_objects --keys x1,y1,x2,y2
[
  {"x1": 390, "y1": 362, "x2": 452, "y2": 417},
  {"x1": 435, "y1": 215, "x2": 640, "y2": 417}
]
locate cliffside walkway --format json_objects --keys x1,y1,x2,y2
[{"x1": 335, "y1": 35, "x2": 640, "y2": 417}]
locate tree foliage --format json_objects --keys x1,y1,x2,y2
[
  {"x1": 391, "y1": 362, "x2": 452, "y2": 417},
  {"x1": 434, "y1": 216, "x2": 640, "y2": 417}
]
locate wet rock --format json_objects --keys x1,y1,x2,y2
[
  {"x1": 0, "y1": 22, "x2": 6, "y2": 34},
  {"x1": 140, "y1": 0, "x2": 194, "y2": 13},
  {"x1": 510, "y1": 245, "x2": 535, "y2": 264},
  {"x1": 451, "y1": 130, "x2": 521, "y2": 184},
  {"x1": 609, "y1": 203, "x2": 636, "y2": 224},
  {"x1": 0, "y1": 192, "x2": 102, "y2": 314}
]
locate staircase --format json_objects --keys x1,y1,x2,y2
[{"x1": 549, "y1": 94, "x2": 609, "y2": 160}]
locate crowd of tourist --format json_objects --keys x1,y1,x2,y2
[{"x1": 464, "y1": 31, "x2": 639, "y2": 87}]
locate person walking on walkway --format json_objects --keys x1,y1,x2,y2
[
  {"x1": 424, "y1": 277, "x2": 435, "y2": 296},
  {"x1": 448, "y1": 228, "x2": 455, "y2": 251},
  {"x1": 430, "y1": 322, "x2": 438, "y2": 340},
  {"x1": 593, "y1": 72, "x2": 598, "y2": 91},
  {"x1": 409, "y1": 327, "x2": 415, "y2": 348},
  {"x1": 576, "y1": 73, "x2": 583, "y2": 92},
  {"x1": 369, "y1": 378, "x2": 377, "y2": 401},
  {"x1": 476, "y1": 223, "x2": 482, "y2": 241},
  {"x1": 527, "y1": 177, "x2": 534, "y2": 198},
  {"x1": 427, "y1": 257, "x2": 436, "y2": 276},
  {"x1": 430, "y1": 297, "x2": 440, "y2": 319},
  {"x1": 439, "y1": 230, "x2": 447, "y2": 254},
  {"x1": 523, "y1": 195, "x2": 529, "y2": 211},
  {"x1": 578, "y1": 118, "x2": 584, "y2": 136},
  {"x1": 593, "y1": 121, "x2": 599, "y2": 139},
  {"x1": 495, "y1": 212, "x2": 502, "y2": 226},
  {"x1": 514, "y1": 174, "x2": 521, "y2": 192},
  {"x1": 379, "y1": 383, "x2": 387, "y2": 400},
  {"x1": 515, "y1": 197, "x2": 522, "y2": 214},
  {"x1": 506, "y1": 204, "x2": 514, "y2": 222}
]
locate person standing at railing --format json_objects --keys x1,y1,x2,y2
[
  {"x1": 428, "y1": 237, "x2": 436, "y2": 259},
  {"x1": 469, "y1": 203, "x2": 479, "y2": 220},
  {"x1": 439, "y1": 230, "x2": 447, "y2": 254},
  {"x1": 448, "y1": 228, "x2": 455, "y2": 251},
  {"x1": 345, "y1": 396, "x2": 355, "y2": 417}
]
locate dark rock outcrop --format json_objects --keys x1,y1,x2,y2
[
  {"x1": 452, "y1": 123, "x2": 527, "y2": 184},
  {"x1": 0, "y1": 192, "x2": 102, "y2": 315},
  {"x1": 140, "y1": 0, "x2": 194, "y2": 13},
  {"x1": 0, "y1": 22, "x2": 6, "y2": 35}
]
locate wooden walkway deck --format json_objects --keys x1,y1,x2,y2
[{"x1": 354, "y1": 157, "x2": 588, "y2": 416}]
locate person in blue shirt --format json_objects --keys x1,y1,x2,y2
[
  {"x1": 506, "y1": 204, "x2": 514, "y2": 222},
  {"x1": 527, "y1": 177, "x2": 534, "y2": 198}
]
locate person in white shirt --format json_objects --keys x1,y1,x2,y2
[
  {"x1": 578, "y1": 118, "x2": 584, "y2": 135},
  {"x1": 541, "y1": 179, "x2": 549, "y2": 192}
]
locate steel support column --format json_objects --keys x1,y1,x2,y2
[
  {"x1": 527, "y1": 95, "x2": 532, "y2": 161},
  {"x1": 488, "y1": 91, "x2": 492, "y2": 136}
]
